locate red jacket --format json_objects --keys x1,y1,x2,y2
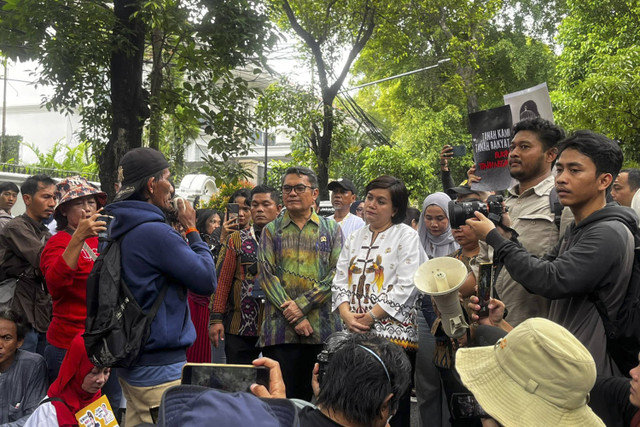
[{"x1": 40, "y1": 232, "x2": 98, "y2": 349}]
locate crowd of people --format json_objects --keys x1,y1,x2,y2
[{"x1": 1, "y1": 117, "x2": 640, "y2": 426}]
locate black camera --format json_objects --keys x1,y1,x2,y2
[
  {"x1": 448, "y1": 195, "x2": 506, "y2": 229},
  {"x1": 316, "y1": 331, "x2": 351, "y2": 385},
  {"x1": 450, "y1": 393, "x2": 488, "y2": 420}
]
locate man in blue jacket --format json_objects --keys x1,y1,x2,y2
[{"x1": 108, "y1": 148, "x2": 216, "y2": 426}]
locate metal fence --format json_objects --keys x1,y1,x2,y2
[{"x1": 0, "y1": 163, "x2": 99, "y2": 182}]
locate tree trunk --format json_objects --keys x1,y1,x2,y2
[
  {"x1": 281, "y1": 0, "x2": 375, "y2": 201},
  {"x1": 100, "y1": 0, "x2": 149, "y2": 201},
  {"x1": 459, "y1": 65, "x2": 479, "y2": 114},
  {"x1": 148, "y1": 27, "x2": 164, "y2": 151},
  {"x1": 317, "y1": 100, "x2": 334, "y2": 200}
]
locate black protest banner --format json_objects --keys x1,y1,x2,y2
[{"x1": 469, "y1": 105, "x2": 513, "y2": 191}]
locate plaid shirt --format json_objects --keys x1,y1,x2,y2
[{"x1": 257, "y1": 210, "x2": 343, "y2": 347}]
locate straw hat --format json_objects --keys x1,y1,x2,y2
[{"x1": 455, "y1": 318, "x2": 605, "y2": 427}]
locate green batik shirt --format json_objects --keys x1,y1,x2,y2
[{"x1": 257, "y1": 209, "x2": 343, "y2": 347}]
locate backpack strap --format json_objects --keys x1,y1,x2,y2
[
  {"x1": 548, "y1": 187, "x2": 564, "y2": 230},
  {"x1": 148, "y1": 280, "x2": 170, "y2": 318},
  {"x1": 38, "y1": 397, "x2": 65, "y2": 406},
  {"x1": 110, "y1": 223, "x2": 169, "y2": 318},
  {"x1": 588, "y1": 292, "x2": 618, "y2": 340},
  {"x1": 108, "y1": 230, "x2": 170, "y2": 320},
  {"x1": 83, "y1": 242, "x2": 98, "y2": 262},
  {"x1": 586, "y1": 216, "x2": 635, "y2": 340}
]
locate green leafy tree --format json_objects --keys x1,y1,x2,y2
[
  {"x1": 200, "y1": 180, "x2": 253, "y2": 212},
  {"x1": 265, "y1": 159, "x2": 297, "y2": 190},
  {"x1": 268, "y1": 0, "x2": 377, "y2": 198},
  {"x1": 350, "y1": 0, "x2": 558, "y2": 179},
  {"x1": 0, "y1": 0, "x2": 276, "y2": 199},
  {"x1": 356, "y1": 145, "x2": 433, "y2": 204},
  {"x1": 0, "y1": 135, "x2": 20, "y2": 163},
  {"x1": 553, "y1": 0, "x2": 640, "y2": 162},
  {"x1": 256, "y1": 79, "x2": 381, "y2": 197}
]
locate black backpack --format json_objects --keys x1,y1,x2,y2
[
  {"x1": 84, "y1": 234, "x2": 169, "y2": 368},
  {"x1": 589, "y1": 218, "x2": 640, "y2": 376}
]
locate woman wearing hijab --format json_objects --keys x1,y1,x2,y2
[
  {"x1": 25, "y1": 334, "x2": 110, "y2": 427},
  {"x1": 415, "y1": 192, "x2": 459, "y2": 427},
  {"x1": 417, "y1": 192, "x2": 459, "y2": 258}
]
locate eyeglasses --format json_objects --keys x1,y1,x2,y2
[{"x1": 282, "y1": 184, "x2": 315, "y2": 194}]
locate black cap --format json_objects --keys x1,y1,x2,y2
[
  {"x1": 328, "y1": 178, "x2": 357, "y2": 194},
  {"x1": 113, "y1": 147, "x2": 170, "y2": 202},
  {"x1": 445, "y1": 184, "x2": 477, "y2": 199}
]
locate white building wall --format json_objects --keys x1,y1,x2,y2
[{"x1": 1, "y1": 60, "x2": 81, "y2": 164}]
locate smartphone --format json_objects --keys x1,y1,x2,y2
[
  {"x1": 227, "y1": 203, "x2": 240, "y2": 229},
  {"x1": 452, "y1": 145, "x2": 467, "y2": 157},
  {"x1": 476, "y1": 262, "x2": 493, "y2": 318},
  {"x1": 181, "y1": 363, "x2": 270, "y2": 393},
  {"x1": 96, "y1": 215, "x2": 114, "y2": 252}
]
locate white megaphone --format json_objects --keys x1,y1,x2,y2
[{"x1": 414, "y1": 257, "x2": 469, "y2": 339}]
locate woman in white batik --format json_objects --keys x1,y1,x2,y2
[{"x1": 332, "y1": 175, "x2": 426, "y2": 426}]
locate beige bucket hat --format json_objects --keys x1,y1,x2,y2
[{"x1": 455, "y1": 317, "x2": 605, "y2": 427}]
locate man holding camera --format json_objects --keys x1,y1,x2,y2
[
  {"x1": 256, "y1": 166, "x2": 343, "y2": 401},
  {"x1": 611, "y1": 168, "x2": 640, "y2": 207},
  {"x1": 467, "y1": 131, "x2": 636, "y2": 375},
  {"x1": 107, "y1": 148, "x2": 216, "y2": 425},
  {"x1": 470, "y1": 118, "x2": 566, "y2": 326}
]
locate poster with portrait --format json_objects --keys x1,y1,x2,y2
[
  {"x1": 75, "y1": 395, "x2": 119, "y2": 427},
  {"x1": 469, "y1": 105, "x2": 514, "y2": 191},
  {"x1": 503, "y1": 82, "x2": 554, "y2": 124}
]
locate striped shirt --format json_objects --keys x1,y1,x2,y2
[{"x1": 257, "y1": 210, "x2": 343, "y2": 347}]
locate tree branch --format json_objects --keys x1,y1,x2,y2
[
  {"x1": 327, "y1": 3, "x2": 376, "y2": 98},
  {"x1": 319, "y1": 0, "x2": 340, "y2": 44},
  {"x1": 310, "y1": 122, "x2": 320, "y2": 153},
  {"x1": 163, "y1": 36, "x2": 184, "y2": 68},
  {"x1": 281, "y1": 0, "x2": 329, "y2": 91}
]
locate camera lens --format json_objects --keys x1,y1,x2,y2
[
  {"x1": 448, "y1": 200, "x2": 485, "y2": 228},
  {"x1": 448, "y1": 195, "x2": 505, "y2": 228},
  {"x1": 448, "y1": 201, "x2": 465, "y2": 229}
]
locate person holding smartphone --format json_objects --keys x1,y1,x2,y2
[
  {"x1": 218, "y1": 189, "x2": 252, "y2": 252},
  {"x1": 440, "y1": 144, "x2": 468, "y2": 193},
  {"x1": 210, "y1": 185, "x2": 282, "y2": 364},
  {"x1": 39, "y1": 176, "x2": 107, "y2": 381},
  {"x1": 208, "y1": 189, "x2": 252, "y2": 363}
]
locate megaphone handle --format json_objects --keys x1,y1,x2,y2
[{"x1": 449, "y1": 315, "x2": 469, "y2": 339}]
